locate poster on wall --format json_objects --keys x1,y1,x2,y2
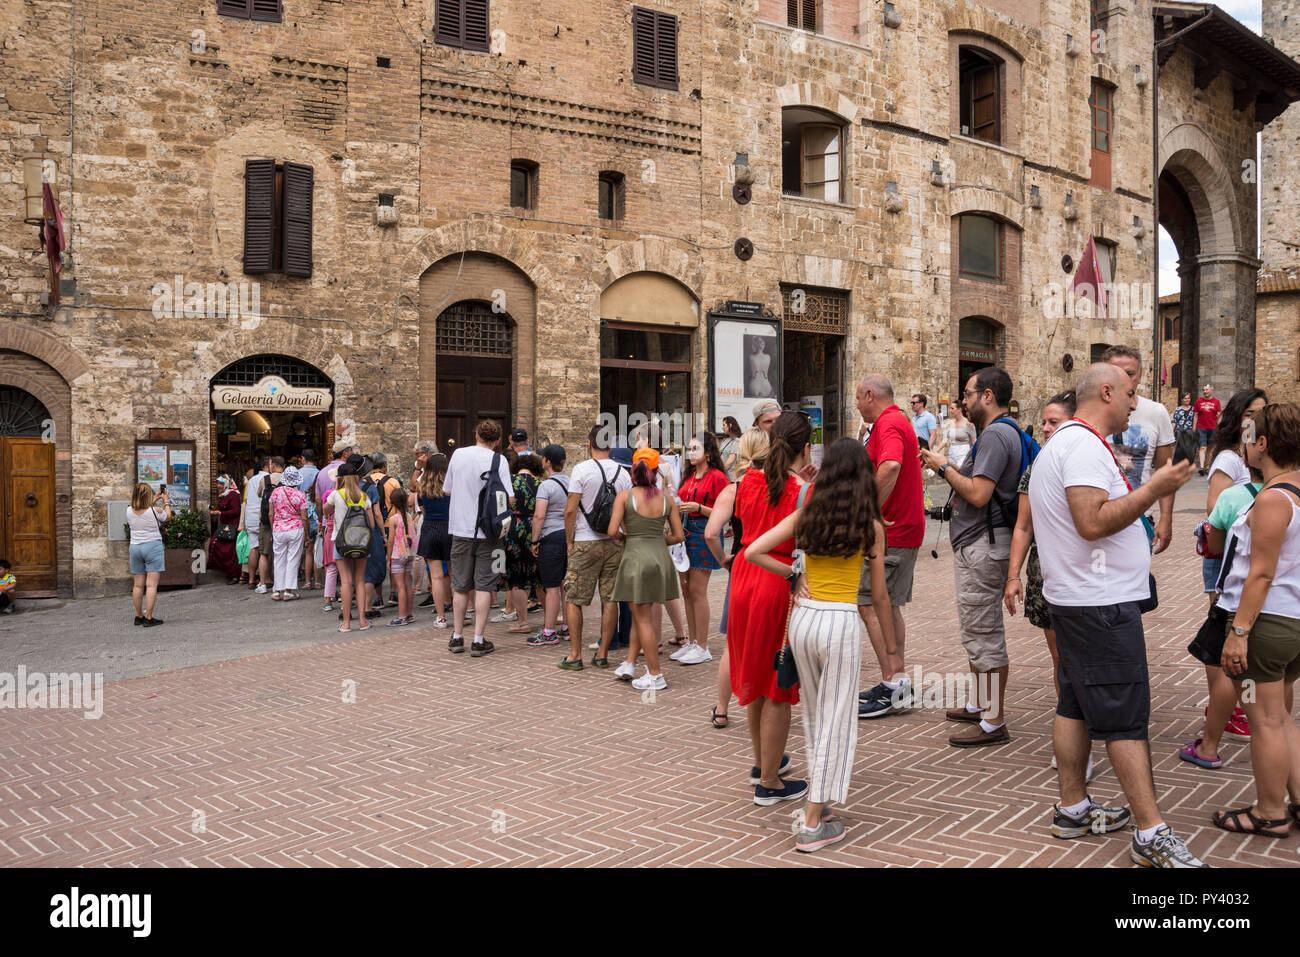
[
  {"x1": 708, "y1": 313, "x2": 782, "y2": 433},
  {"x1": 137, "y1": 445, "x2": 167, "y2": 492},
  {"x1": 801, "y1": 395, "x2": 824, "y2": 469},
  {"x1": 168, "y1": 449, "x2": 193, "y2": 508}
]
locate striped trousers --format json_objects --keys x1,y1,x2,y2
[{"x1": 788, "y1": 598, "x2": 863, "y2": 805}]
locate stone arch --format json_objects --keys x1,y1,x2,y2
[
  {"x1": 602, "y1": 236, "x2": 703, "y2": 295},
  {"x1": 402, "y1": 219, "x2": 557, "y2": 295},
  {"x1": 193, "y1": 327, "x2": 353, "y2": 392},
  {"x1": 949, "y1": 188, "x2": 1024, "y2": 230},
  {"x1": 774, "y1": 81, "x2": 858, "y2": 124},
  {"x1": 0, "y1": 321, "x2": 91, "y2": 385},
  {"x1": 1158, "y1": 123, "x2": 1243, "y2": 256},
  {"x1": 776, "y1": 253, "x2": 859, "y2": 292}
]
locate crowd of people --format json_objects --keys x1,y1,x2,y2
[{"x1": 115, "y1": 347, "x2": 1300, "y2": 865}]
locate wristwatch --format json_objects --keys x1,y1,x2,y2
[
  {"x1": 938, "y1": 464, "x2": 949, "y2": 477},
  {"x1": 1232, "y1": 624, "x2": 1250, "y2": 637}
]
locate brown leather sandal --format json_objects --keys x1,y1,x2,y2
[
  {"x1": 1211, "y1": 805, "x2": 1291, "y2": 839},
  {"x1": 711, "y1": 706, "x2": 729, "y2": 729}
]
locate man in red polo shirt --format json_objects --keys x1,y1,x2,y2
[
  {"x1": 854, "y1": 374, "x2": 925, "y2": 718},
  {"x1": 1193, "y1": 383, "x2": 1221, "y2": 475}
]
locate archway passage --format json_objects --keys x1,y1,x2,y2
[
  {"x1": 210, "y1": 354, "x2": 335, "y2": 493},
  {"x1": 1158, "y1": 168, "x2": 1201, "y2": 403},
  {"x1": 434, "y1": 301, "x2": 514, "y2": 455},
  {"x1": 0, "y1": 386, "x2": 57, "y2": 595}
]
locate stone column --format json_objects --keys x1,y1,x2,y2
[{"x1": 1195, "y1": 252, "x2": 1259, "y2": 397}]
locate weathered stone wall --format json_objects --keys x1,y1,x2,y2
[
  {"x1": 1256, "y1": 290, "x2": 1300, "y2": 405},
  {"x1": 1263, "y1": 0, "x2": 1300, "y2": 271}
]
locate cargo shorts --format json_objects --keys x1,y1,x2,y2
[{"x1": 563, "y1": 538, "x2": 624, "y2": 606}]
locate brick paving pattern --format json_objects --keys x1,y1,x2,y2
[{"x1": 2, "y1": 510, "x2": 1297, "y2": 867}]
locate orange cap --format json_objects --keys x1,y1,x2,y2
[{"x1": 632, "y1": 447, "x2": 660, "y2": 471}]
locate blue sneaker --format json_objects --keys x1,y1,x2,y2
[
  {"x1": 754, "y1": 778, "x2": 808, "y2": 807},
  {"x1": 858, "y1": 679, "x2": 912, "y2": 719},
  {"x1": 749, "y1": 753, "x2": 792, "y2": 785}
]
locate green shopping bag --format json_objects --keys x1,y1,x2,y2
[{"x1": 235, "y1": 529, "x2": 250, "y2": 564}]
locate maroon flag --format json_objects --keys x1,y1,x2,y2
[
  {"x1": 41, "y1": 181, "x2": 66, "y2": 271},
  {"x1": 1072, "y1": 236, "x2": 1108, "y2": 319}
]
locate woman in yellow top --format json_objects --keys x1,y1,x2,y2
[{"x1": 747, "y1": 437, "x2": 895, "y2": 854}]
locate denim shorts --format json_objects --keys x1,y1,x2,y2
[
  {"x1": 1202, "y1": 556, "x2": 1224, "y2": 594},
  {"x1": 130, "y1": 539, "x2": 166, "y2": 574}
]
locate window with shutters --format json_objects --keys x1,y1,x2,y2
[
  {"x1": 958, "y1": 47, "x2": 1001, "y2": 144},
  {"x1": 510, "y1": 160, "x2": 538, "y2": 211},
  {"x1": 781, "y1": 107, "x2": 846, "y2": 203},
  {"x1": 598, "y1": 171, "x2": 625, "y2": 221},
  {"x1": 435, "y1": 0, "x2": 490, "y2": 52},
  {"x1": 1089, "y1": 79, "x2": 1114, "y2": 189},
  {"x1": 632, "y1": 7, "x2": 678, "y2": 91},
  {"x1": 786, "y1": 0, "x2": 818, "y2": 33},
  {"x1": 218, "y1": 0, "x2": 283, "y2": 22},
  {"x1": 244, "y1": 159, "x2": 313, "y2": 278}
]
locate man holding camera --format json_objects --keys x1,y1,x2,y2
[
  {"x1": 854, "y1": 375, "x2": 924, "y2": 718},
  {"x1": 920, "y1": 368, "x2": 1026, "y2": 747}
]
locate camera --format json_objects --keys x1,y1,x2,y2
[{"x1": 927, "y1": 503, "x2": 952, "y2": 522}]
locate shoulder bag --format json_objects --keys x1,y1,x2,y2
[{"x1": 773, "y1": 482, "x2": 813, "y2": 690}]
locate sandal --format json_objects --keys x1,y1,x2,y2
[
  {"x1": 1289, "y1": 803, "x2": 1300, "y2": 827},
  {"x1": 668, "y1": 636, "x2": 687, "y2": 647},
  {"x1": 711, "y1": 706, "x2": 729, "y2": 729},
  {"x1": 1178, "y1": 738, "x2": 1222, "y2": 769},
  {"x1": 1211, "y1": 805, "x2": 1291, "y2": 838}
]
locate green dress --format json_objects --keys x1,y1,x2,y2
[{"x1": 612, "y1": 489, "x2": 681, "y2": 604}]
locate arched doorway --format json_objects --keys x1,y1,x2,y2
[
  {"x1": 0, "y1": 386, "x2": 57, "y2": 595},
  {"x1": 434, "y1": 301, "x2": 514, "y2": 454},
  {"x1": 209, "y1": 355, "x2": 335, "y2": 493}
]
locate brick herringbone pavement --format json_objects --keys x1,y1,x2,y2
[{"x1": 2, "y1": 516, "x2": 1297, "y2": 867}]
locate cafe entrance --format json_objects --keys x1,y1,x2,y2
[{"x1": 209, "y1": 355, "x2": 334, "y2": 493}]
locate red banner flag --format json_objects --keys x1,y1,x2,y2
[
  {"x1": 41, "y1": 181, "x2": 66, "y2": 272},
  {"x1": 1072, "y1": 236, "x2": 1108, "y2": 320}
]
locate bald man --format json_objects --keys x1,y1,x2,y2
[{"x1": 1028, "y1": 363, "x2": 1202, "y2": 867}]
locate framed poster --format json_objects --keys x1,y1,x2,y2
[
  {"x1": 707, "y1": 312, "x2": 782, "y2": 433},
  {"x1": 134, "y1": 438, "x2": 197, "y2": 509}
]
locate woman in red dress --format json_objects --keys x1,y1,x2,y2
[
  {"x1": 727, "y1": 411, "x2": 813, "y2": 805},
  {"x1": 207, "y1": 474, "x2": 243, "y2": 582}
]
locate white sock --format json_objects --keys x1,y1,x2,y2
[
  {"x1": 473, "y1": 635, "x2": 484, "y2": 645},
  {"x1": 452, "y1": 633, "x2": 462, "y2": 642},
  {"x1": 801, "y1": 822, "x2": 822, "y2": 833},
  {"x1": 882, "y1": 678, "x2": 900, "y2": 691},
  {"x1": 966, "y1": 702, "x2": 982, "y2": 713},
  {"x1": 1061, "y1": 797, "x2": 1091, "y2": 817},
  {"x1": 979, "y1": 719, "x2": 1004, "y2": 733},
  {"x1": 1136, "y1": 823, "x2": 1166, "y2": 844}
]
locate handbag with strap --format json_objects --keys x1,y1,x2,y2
[{"x1": 152, "y1": 504, "x2": 169, "y2": 547}]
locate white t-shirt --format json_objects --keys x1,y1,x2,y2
[
  {"x1": 244, "y1": 472, "x2": 267, "y2": 517},
  {"x1": 1107, "y1": 395, "x2": 1174, "y2": 504},
  {"x1": 127, "y1": 506, "x2": 167, "y2": 546},
  {"x1": 1208, "y1": 449, "x2": 1251, "y2": 487},
  {"x1": 444, "y1": 445, "x2": 513, "y2": 539},
  {"x1": 570, "y1": 457, "x2": 632, "y2": 541},
  {"x1": 1027, "y1": 422, "x2": 1151, "y2": 607}
]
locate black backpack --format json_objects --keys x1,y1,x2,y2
[
  {"x1": 476, "y1": 453, "x2": 514, "y2": 540},
  {"x1": 578, "y1": 460, "x2": 625, "y2": 536}
]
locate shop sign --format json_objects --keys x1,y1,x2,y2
[
  {"x1": 211, "y1": 375, "x2": 332, "y2": 412},
  {"x1": 958, "y1": 345, "x2": 996, "y2": 363}
]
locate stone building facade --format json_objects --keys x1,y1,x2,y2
[{"x1": 1, "y1": 0, "x2": 1295, "y2": 596}]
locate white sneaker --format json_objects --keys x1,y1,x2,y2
[
  {"x1": 489, "y1": 610, "x2": 518, "y2": 623},
  {"x1": 254, "y1": 584, "x2": 268, "y2": 594},
  {"x1": 678, "y1": 644, "x2": 713, "y2": 665},
  {"x1": 613, "y1": 661, "x2": 636, "y2": 681},
  {"x1": 632, "y1": 672, "x2": 667, "y2": 691},
  {"x1": 1048, "y1": 754, "x2": 1095, "y2": 782},
  {"x1": 432, "y1": 617, "x2": 449, "y2": 629},
  {"x1": 669, "y1": 642, "x2": 694, "y2": 661},
  {"x1": 588, "y1": 641, "x2": 600, "y2": 650}
]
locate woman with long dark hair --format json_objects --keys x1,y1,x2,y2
[
  {"x1": 1207, "y1": 388, "x2": 1269, "y2": 515},
  {"x1": 417, "y1": 453, "x2": 452, "y2": 627},
  {"x1": 719, "y1": 416, "x2": 742, "y2": 480},
  {"x1": 725, "y1": 411, "x2": 813, "y2": 805},
  {"x1": 747, "y1": 438, "x2": 893, "y2": 851},
  {"x1": 673, "y1": 431, "x2": 730, "y2": 666},
  {"x1": 608, "y1": 448, "x2": 685, "y2": 691}
]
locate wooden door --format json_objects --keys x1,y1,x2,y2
[
  {"x1": 823, "y1": 336, "x2": 844, "y2": 444},
  {"x1": 1, "y1": 438, "x2": 57, "y2": 596},
  {"x1": 435, "y1": 355, "x2": 512, "y2": 455}
]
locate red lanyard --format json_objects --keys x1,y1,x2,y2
[
  {"x1": 1063, "y1": 417, "x2": 1132, "y2": 492},
  {"x1": 682, "y1": 471, "x2": 710, "y2": 505}
]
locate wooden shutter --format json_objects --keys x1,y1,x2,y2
[
  {"x1": 218, "y1": 0, "x2": 252, "y2": 17},
  {"x1": 435, "y1": 0, "x2": 462, "y2": 46},
  {"x1": 970, "y1": 65, "x2": 998, "y2": 142},
  {"x1": 632, "y1": 7, "x2": 657, "y2": 86},
  {"x1": 464, "y1": 0, "x2": 490, "y2": 51},
  {"x1": 787, "y1": 0, "x2": 798, "y2": 26},
  {"x1": 655, "y1": 13, "x2": 678, "y2": 90},
  {"x1": 802, "y1": 0, "x2": 817, "y2": 31},
  {"x1": 281, "y1": 162, "x2": 314, "y2": 278},
  {"x1": 250, "y1": 0, "x2": 282, "y2": 22},
  {"x1": 243, "y1": 159, "x2": 275, "y2": 275}
]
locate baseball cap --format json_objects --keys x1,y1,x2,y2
[
  {"x1": 511, "y1": 428, "x2": 528, "y2": 443},
  {"x1": 610, "y1": 446, "x2": 634, "y2": 467},
  {"x1": 632, "y1": 447, "x2": 660, "y2": 471},
  {"x1": 332, "y1": 437, "x2": 355, "y2": 455},
  {"x1": 752, "y1": 399, "x2": 782, "y2": 420},
  {"x1": 540, "y1": 444, "x2": 566, "y2": 468}
]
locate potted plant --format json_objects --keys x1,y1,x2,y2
[{"x1": 158, "y1": 507, "x2": 208, "y2": 587}]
